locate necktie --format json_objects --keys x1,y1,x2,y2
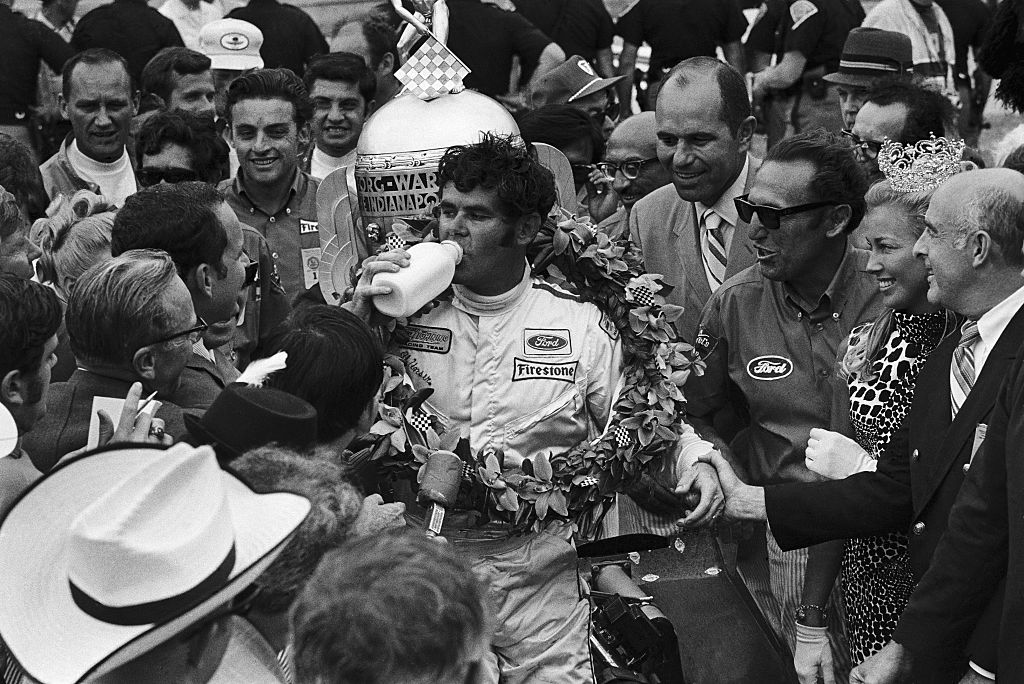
[
  {"x1": 950, "y1": 320, "x2": 980, "y2": 418},
  {"x1": 701, "y1": 208, "x2": 728, "y2": 289}
]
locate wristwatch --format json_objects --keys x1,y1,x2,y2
[{"x1": 796, "y1": 604, "x2": 826, "y2": 623}]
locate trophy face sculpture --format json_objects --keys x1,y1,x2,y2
[{"x1": 316, "y1": 0, "x2": 520, "y2": 302}]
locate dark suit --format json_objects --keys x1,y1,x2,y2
[
  {"x1": 764, "y1": 304, "x2": 1024, "y2": 675},
  {"x1": 23, "y1": 370, "x2": 188, "y2": 473},
  {"x1": 628, "y1": 157, "x2": 758, "y2": 341},
  {"x1": 167, "y1": 351, "x2": 240, "y2": 411},
  {"x1": 893, "y1": 346, "x2": 1024, "y2": 680}
]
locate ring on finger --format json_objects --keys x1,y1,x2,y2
[{"x1": 149, "y1": 418, "x2": 166, "y2": 439}]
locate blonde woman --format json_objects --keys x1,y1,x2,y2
[
  {"x1": 33, "y1": 191, "x2": 116, "y2": 381},
  {"x1": 794, "y1": 155, "x2": 961, "y2": 680}
]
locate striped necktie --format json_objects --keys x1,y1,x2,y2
[
  {"x1": 950, "y1": 320, "x2": 980, "y2": 418},
  {"x1": 701, "y1": 207, "x2": 728, "y2": 289}
]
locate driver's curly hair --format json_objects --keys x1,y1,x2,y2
[{"x1": 437, "y1": 133, "x2": 557, "y2": 220}]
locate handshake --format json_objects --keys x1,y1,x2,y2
[{"x1": 673, "y1": 428, "x2": 873, "y2": 529}]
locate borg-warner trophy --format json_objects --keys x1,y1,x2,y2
[{"x1": 316, "y1": 3, "x2": 796, "y2": 681}]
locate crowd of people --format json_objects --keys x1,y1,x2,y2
[{"x1": 1, "y1": 0, "x2": 1022, "y2": 682}]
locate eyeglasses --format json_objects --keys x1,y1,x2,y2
[
  {"x1": 840, "y1": 129, "x2": 885, "y2": 160},
  {"x1": 594, "y1": 158, "x2": 660, "y2": 180},
  {"x1": 137, "y1": 167, "x2": 200, "y2": 187},
  {"x1": 151, "y1": 317, "x2": 209, "y2": 346},
  {"x1": 734, "y1": 194, "x2": 837, "y2": 230}
]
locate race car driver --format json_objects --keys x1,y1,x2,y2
[{"x1": 349, "y1": 134, "x2": 723, "y2": 684}]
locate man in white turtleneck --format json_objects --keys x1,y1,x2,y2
[
  {"x1": 301, "y1": 52, "x2": 374, "y2": 181},
  {"x1": 40, "y1": 48, "x2": 138, "y2": 207}
]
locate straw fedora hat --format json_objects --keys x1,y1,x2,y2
[{"x1": 0, "y1": 442, "x2": 310, "y2": 683}]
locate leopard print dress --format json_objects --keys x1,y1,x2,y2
[{"x1": 840, "y1": 310, "x2": 948, "y2": 664}]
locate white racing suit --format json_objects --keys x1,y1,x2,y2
[{"x1": 396, "y1": 268, "x2": 714, "y2": 684}]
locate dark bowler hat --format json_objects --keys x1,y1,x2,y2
[
  {"x1": 823, "y1": 28, "x2": 913, "y2": 89},
  {"x1": 183, "y1": 383, "x2": 318, "y2": 462}
]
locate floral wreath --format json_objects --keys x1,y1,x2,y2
[{"x1": 365, "y1": 209, "x2": 704, "y2": 535}]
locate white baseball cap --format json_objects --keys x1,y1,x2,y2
[{"x1": 199, "y1": 18, "x2": 265, "y2": 71}]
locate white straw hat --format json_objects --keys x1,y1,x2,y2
[{"x1": 0, "y1": 442, "x2": 310, "y2": 684}]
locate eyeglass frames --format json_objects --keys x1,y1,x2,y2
[
  {"x1": 594, "y1": 158, "x2": 660, "y2": 180},
  {"x1": 840, "y1": 129, "x2": 885, "y2": 160},
  {"x1": 150, "y1": 317, "x2": 209, "y2": 346}
]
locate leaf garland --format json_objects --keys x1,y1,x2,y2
[{"x1": 370, "y1": 209, "x2": 704, "y2": 535}]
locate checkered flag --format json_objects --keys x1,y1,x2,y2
[
  {"x1": 576, "y1": 475, "x2": 600, "y2": 488},
  {"x1": 614, "y1": 425, "x2": 633, "y2": 448},
  {"x1": 627, "y1": 285, "x2": 656, "y2": 307},
  {"x1": 396, "y1": 33, "x2": 471, "y2": 101},
  {"x1": 385, "y1": 232, "x2": 406, "y2": 251}
]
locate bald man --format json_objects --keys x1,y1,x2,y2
[
  {"x1": 589, "y1": 112, "x2": 671, "y2": 238},
  {"x1": 705, "y1": 169, "x2": 1024, "y2": 683}
]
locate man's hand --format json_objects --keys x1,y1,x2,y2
[
  {"x1": 343, "y1": 249, "x2": 411, "y2": 324},
  {"x1": 806, "y1": 428, "x2": 875, "y2": 480},
  {"x1": 60, "y1": 383, "x2": 170, "y2": 464},
  {"x1": 849, "y1": 641, "x2": 913, "y2": 684},
  {"x1": 674, "y1": 460, "x2": 724, "y2": 527},
  {"x1": 696, "y1": 450, "x2": 767, "y2": 522},
  {"x1": 352, "y1": 494, "x2": 407, "y2": 536}
]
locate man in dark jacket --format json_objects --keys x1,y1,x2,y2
[{"x1": 72, "y1": 0, "x2": 184, "y2": 84}]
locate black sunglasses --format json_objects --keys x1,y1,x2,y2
[
  {"x1": 137, "y1": 167, "x2": 200, "y2": 187},
  {"x1": 595, "y1": 157, "x2": 659, "y2": 180},
  {"x1": 840, "y1": 129, "x2": 884, "y2": 160},
  {"x1": 151, "y1": 316, "x2": 209, "y2": 346},
  {"x1": 734, "y1": 194, "x2": 837, "y2": 230}
]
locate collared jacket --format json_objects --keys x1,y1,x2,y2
[
  {"x1": 686, "y1": 247, "x2": 883, "y2": 486},
  {"x1": 765, "y1": 304, "x2": 1024, "y2": 678},
  {"x1": 220, "y1": 170, "x2": 321, "y2": 299},
  {"x1": 39, "y1": 137, "x2": 100, "y2": 204},
  {"x1": 395, "y1": 271, "x2": 623, "y2": 468}
]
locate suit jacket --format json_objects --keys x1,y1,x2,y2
[
  {"x1": 893, "y1": 349, "x2": 1024, "y2": 680},
  {"x1": 764, "y1": 305, "x2": 1024, "y2": 674},
  {"x1": 628, "y1": 158, "x2": 758, "y2": 341},
  {"x1": 166, "y1": 351, "x2": 240, "y2": 411},
  {"x1": 23, "y1": 370, "x2": 188, "y2": 473}
]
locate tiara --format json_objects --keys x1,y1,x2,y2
[{"x1": 877, "y1": 135, "x2": 966, "y2": 193}]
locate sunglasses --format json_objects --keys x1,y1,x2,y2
[
  {"x1": 734, "y1": 194, "x2": 837, "y2": 230},
  {"x1": 151, "y1": 316, "x2": 209, "y2": 346},
  {"x1": 137, "y1": 167, "x2": 200, "y2": 187},
  {"x1": 840, "y1": 129, "x2": 884, "y2": 160},
  {"x1": 594, "y1": 158, "x2": 660, "y2": 180}
]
